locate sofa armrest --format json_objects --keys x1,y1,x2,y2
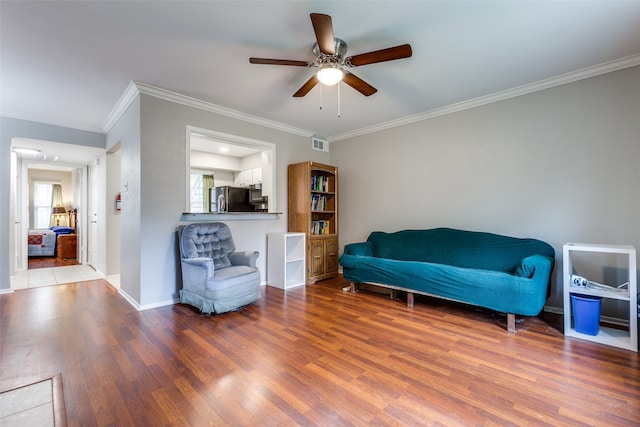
[
  {"x1": 340, "y1": 242, "x2": 374, "y2": 270},
  {"x1": 343, "y1": 242, "x2": 374, "y2": 257},
  {"x1": 229, "y1": 251, "x2": 259, "y2": 268},
  {"x1": 515, "y1": 254, "x2": 554, "y2": 280}
]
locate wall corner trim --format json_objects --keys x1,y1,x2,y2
[{"x1": 102, "y1": 81, "x2": 141, "y2": 132}]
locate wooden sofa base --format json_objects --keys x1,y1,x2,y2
[{"x1": 350, "y1": 281, "x2": 517, "y2": 333}]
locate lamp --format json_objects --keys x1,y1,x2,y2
[
  {"x1": 51, "y1": 206, "x2": 67, "y2": 226},
  {"x1": 316, "y1": 64, "x2": 344, "y2": 86}
]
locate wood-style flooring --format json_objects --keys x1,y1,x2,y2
[
  {"x1": 1, "y1": 276, "x2": 638, "y2": 426},
  {"x1": 28, "y1": 256, "x2": 79, "y2": 269}
]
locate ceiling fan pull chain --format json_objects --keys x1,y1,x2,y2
[
  {"x1": 319, "y1": 84, "x2": 323, "y2": 110},
  {"x1": 337, "y1": 83, "x2": 341, "y2": 118}
]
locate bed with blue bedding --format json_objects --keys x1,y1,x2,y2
[
  {"x1": 28, "y1": 226, "x2": 75, "y2": 257},
  {"x1": 28, "y1": 229, "x2": 57, "y2": 256}
]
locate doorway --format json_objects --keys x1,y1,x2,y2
[{"x1": 9, "y1": 138, "x2": 105, "y2": 289}]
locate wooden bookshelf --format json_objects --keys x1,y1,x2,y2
[{"x1": 288, "y1": 161, "x2": 338, "y2": 284}]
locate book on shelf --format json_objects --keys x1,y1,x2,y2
[
  {"x1": 311, "y1": 175, "x2": 329, "y2": 192},
  {"x1": 311, "y1": 220, "x2": 330, "y2": 235},
  {"x1": 310, "y1": 194, "x2": 327, "y2": 211}
]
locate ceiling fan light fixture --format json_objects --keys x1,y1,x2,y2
[{"x1": 316, "y1": 64, "x2": 344, "y2": 86}]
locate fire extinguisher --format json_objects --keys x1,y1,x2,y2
[{"x1": 116, "y1": 193, "x2": 121, "y2": 211}]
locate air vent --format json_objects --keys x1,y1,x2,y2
[{"x1": 312, "y1": 137, "x2": 329, "y2": 152}]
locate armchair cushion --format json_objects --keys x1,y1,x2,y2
[{"x1": 180, "y1": 222, "x2": 235, "y2": 269}]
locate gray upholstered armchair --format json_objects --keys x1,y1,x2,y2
[{"x1": 178, "y1": 222, "x2": 261, "y2": 314}]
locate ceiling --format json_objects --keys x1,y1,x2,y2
[
  {"x1": 191, "y1": 133, "x2": 261, "y2": 158},
  {"x1": 12, "y1": 137, "x2": 104, "y2": 169},
  {"x1": 2, "y1": 1, "x2": 640, "y2": 142}
]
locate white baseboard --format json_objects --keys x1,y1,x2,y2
[
  {"x1": 117, "y1": 287, "x2": 179, "y2": 311},
  {"x1": 543, "y1": 305, "x2": 563, "y2": 315},
  {"x1": 105, "y1": 274, "x2": 120, "y2": 289},
  {"x1": 118, "y1": 288, "x2": 141, "y2": 310},
  {"x1": 0, "y1": 288, "x2": 14, "y2": 294},
  {"x1": 137, "y1": 298, "x2": 180, "y2": 311}
]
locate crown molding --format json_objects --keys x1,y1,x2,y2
[
  {"x1": 0, "y1": 109, "x2": 104, "y2": 134},
  {"x1": 103, "y1": 81, "x2": 315, "y2": 137},
  {"x1": 329, "y1": 53, "x2": 640, "y2": 142},
  {"x1": 101, "y1": 81, "x2": 140, "y2": 132}
]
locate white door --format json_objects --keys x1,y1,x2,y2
[
  {"x1": 10, "y1": 153, "x2": 30, "y2": 273},
  {"x1": 87, "y1": 163, "x2": 99, "y2": 268}
]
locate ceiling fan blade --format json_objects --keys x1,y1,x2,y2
[
  {"x1": 249, "y1": 58, "x2": 311, "y2": 67},
  {"x1": 347, "y1": 44, "x2": 412, "y2": 67},
  {"x1": 293, "y1": 75, "x2": 319, "y2": 97},
  {"x1": 343, "y1": 72, "x2": 377, "y2": 96},
  {"x1": 310, "y1": 13, "x2": 335, "y2": 55}
]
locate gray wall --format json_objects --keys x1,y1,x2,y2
[
  {"x1": 330, "y1": 65, "x2": 640, "y2": 312},
  {"x1": 106, "y1": 147, "x2": 121, "y2": 276},
  {"x1": 107, "y1": 93, "x2": 328, "y2": 308},
  {"x1": 0, "y1": 117, "x2": 105, "y2": 291},
  {"x1": 106, "y1": 96, "x2": 141, "y2": 302}
]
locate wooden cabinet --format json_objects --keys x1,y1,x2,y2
[
  {"x1": 309, "y1": 237, "x2": 338, "y2": 279},
  {"x1": 57, "y1": 234, "x2": 77, "y2": 261},
  {"x1": 288, "y1": 161, "x2": 338, "y2": 284}
]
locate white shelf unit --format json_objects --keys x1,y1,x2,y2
[
  {"x1": 563, "y1": 243, "x2": 637, "y2": 352},
  {"x1": 267, "y1": 233, "x2": 306, "y2": 289}
]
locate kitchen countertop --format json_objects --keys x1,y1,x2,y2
[{"x1": 181, "y1": 212, "x2": 282, "y2": 222}]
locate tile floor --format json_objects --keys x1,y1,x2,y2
[
  {"x1": 0, "y1": 379, "x2": 54, "y2": 427},
  {"x1": 10, "y1": 265, "x2": 103, "y2": 290}
]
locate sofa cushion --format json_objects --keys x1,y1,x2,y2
[{"x1": 368, "y1": 227, "x2": 554, "y2": 273}]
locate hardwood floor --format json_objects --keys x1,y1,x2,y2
[
  {"x1": 1, "y1": 276, "x2": 638, "y2": 426},
  {"x1": 28, "y1": 256, "x2": 78, "y2": 269}
]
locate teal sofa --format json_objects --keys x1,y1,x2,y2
[{"x1": 339, "y1": 228, "x2": 555, "y2": 332}]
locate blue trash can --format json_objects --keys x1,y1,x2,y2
[{"x1": 571, "y1": 294, "x2": 602, "y2": 336}]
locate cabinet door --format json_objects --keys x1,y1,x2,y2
[
  {"x1": 309, "y1": 239, "x2": 325, "y2": 277},
  {"x1": 325, "y1": 238, "x2": 339, "y2": 274},
  {"x1": 252, "y1": 167, "x2": 262, "y2": 184}
]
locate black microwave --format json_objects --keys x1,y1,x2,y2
[{"x1": 210, "y1": 186, "x2": 254, "y2": 212}]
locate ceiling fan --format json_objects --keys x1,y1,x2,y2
[{"x1": 249, "y1": 13, "x2": 412, "y2": 97}]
